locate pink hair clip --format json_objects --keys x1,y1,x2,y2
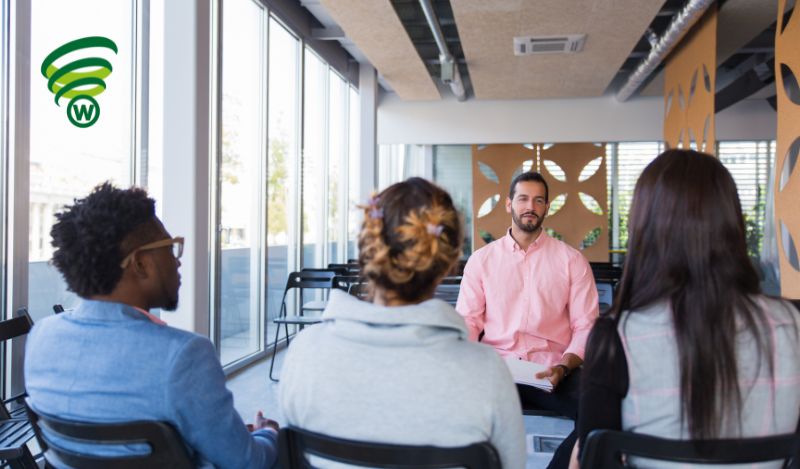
[
  {"x1": 367, "y1": 195, "x2": 383, "y2": 219},
  {"x1": 426, "y1": 223, "x2": 444, "y2": 236}
]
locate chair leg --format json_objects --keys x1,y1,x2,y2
[{"x1": 268, "y1": 322, "x2": 283, "y2": 382}]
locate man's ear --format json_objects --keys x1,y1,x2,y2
[
  {"x1": 130, "y1": 253, "x2": 152, "y2": 279},
  {"x1": 505, "y1": 196, "x2": 512, "y2": 214}
]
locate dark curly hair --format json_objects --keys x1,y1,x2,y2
[
  {"x1": 358, "y1": 177, "x2": 463, "y2": 303},
  {"x1": 50, "y1": 182, "x2": 157, "y2": 297}
]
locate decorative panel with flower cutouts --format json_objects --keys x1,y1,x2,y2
[
  {"x1": 663, "y1": 6, "x2": 717, "y2": 154},
  {"x1": 471, "y1": 143, "x2": 608, "y2": 262},
  {"x1": 776, "y1": 0, "x2": 800, "y2": 298}
]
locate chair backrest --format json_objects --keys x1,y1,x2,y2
[
  {"x1": 791, "y1": 299, "x2": 800, "y2": 313},
  {"x1": 278, "y1": 427, "x2": 501, "y2": 469},
  {"x1": 0, "y1": 308, "x2": 33, "y2": 343},
  {"x1": 25, "y1": 398, "x2": 193, "y2": 469},
  {"x1": 581, "y1": 429, "x2": 800, "y2": 468},
  {"x1": 285, "y1": 270, "x2": 338, "y2": 292}
]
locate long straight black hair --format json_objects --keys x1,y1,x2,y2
[{"x1": 608, "y1": 149, "x2": 767, "y2": 440}]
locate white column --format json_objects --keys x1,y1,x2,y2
[
  {"x1": 358, "y1": 63, "x2": 377, "y2": 200},
  {"x1": 8, "y1": 0, "x2": 31, "y2": 396},
  {"x1": 160, "y1": 0, "x2": 212, "y2": 336}
]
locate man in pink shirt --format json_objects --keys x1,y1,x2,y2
[{"x1": 456, "y1": 171, "x2": 599, "y2": 469}]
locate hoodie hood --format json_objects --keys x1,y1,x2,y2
[{"x1": 320, "y1": 289, "x2": 468, "y2": 347}]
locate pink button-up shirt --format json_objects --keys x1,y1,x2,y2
[{"x1": 456, "y1": 230, "x2": 599, "y2": 366}]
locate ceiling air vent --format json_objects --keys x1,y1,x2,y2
[{"x1": 513, "y1": 34, "x2": 586, "y2": 56}]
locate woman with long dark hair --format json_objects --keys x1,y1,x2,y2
[{"x1": 574, "y1": 150, "x2": 800, "y2": 466}]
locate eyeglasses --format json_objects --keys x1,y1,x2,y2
[{"x1": 120, "y1": 237, "x2": 184, "y2": 268}]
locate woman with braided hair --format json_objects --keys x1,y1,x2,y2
[{"x1": 279, "y1": 177, "x2": 526, "y2": 468}]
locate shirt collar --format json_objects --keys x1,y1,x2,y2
[
  {"x1": 502, "y1": 227, "x2": 548, "y2": 252},
  {"x1": 132, "y1": 306, "x2": 167, "y2": 325}
]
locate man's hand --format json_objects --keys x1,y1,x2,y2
[
  {"x1": 248, "y1": 410, "x2": 280, "y2": 433},
  {"x1": 535, "y1": 365, "x2": 567, "y2": 388}
]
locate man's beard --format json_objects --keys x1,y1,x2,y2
[{"x1": 512, "y1": 209, "x2": 543, "y2": 233}]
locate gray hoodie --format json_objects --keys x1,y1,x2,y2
[{"x1": 279, "y1": 289, "x2": 526, "y2": 468}]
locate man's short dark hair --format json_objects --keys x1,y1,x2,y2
[
  {"x1": 509, "y1": 171, "x2": 549, "y2": 202},
  {"x1": 51, "y1": 182, "x2": 156, "y2": 298}
]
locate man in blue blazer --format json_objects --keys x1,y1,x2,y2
[{"x1": 25, "y1": 182, "x2": 278, "y2": 468}]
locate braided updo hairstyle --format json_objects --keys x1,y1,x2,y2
[{"x1": 358, "y1": 177, "x2": 463, "y2": 303}]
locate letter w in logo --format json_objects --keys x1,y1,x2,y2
[{"x1": 71, "y1": 102, "x2": 95, "y2": 121}]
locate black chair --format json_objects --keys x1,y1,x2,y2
[
  {"x1": 25, "y1": 398, "x2": 193, "y2": 469},
  {"x1": 0, "y1": 308, "x2": 38, "y2": 469},
  {"x1": 581, "y1": 429, "x2": 800, "y2": 468},
  {"x1": 278, "y1": 427, "x2": 501, "y2": 469},
  {"x1": 52, "y1": 305, "x2": 64, "y2": 314},
  {"x1": 433, "y1": 276, "x2": 462, "y2": 306},
  {"x1": 269, "y1": 270, "x2": 337, "y2": 382}
]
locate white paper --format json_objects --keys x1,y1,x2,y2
[{"x1": 503, "y1": 357, "x2": 554, "y2": 393}]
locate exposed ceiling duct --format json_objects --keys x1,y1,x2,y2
[
  {"x1": 616, "y1": 0, "x2": 715, "y2": 102},
  {"x1": 418, "y1": 0, "x2": 466, "y2": 101}
]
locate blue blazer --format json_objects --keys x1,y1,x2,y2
[{"x1": 24, "y1": 299, "x2": 277, "y2": 468}]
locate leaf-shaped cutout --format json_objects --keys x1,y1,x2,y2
[
  {"x1": 478, "y1": 229, "x2": 495, "y2": 245},
  {"x1": 703, "y1": 64, "x2": 711, "y2": 93},
  {"x1": 542, "y1": 143, "x2": 554, "y2": 150},
  {"x1": 678, "y1": 85, "x2": 686, "y2": 110},
  {"x1": 780, "y1": 137, "x2": 800, "y2": 191},
  {"x1": 677, "y1": 128, "x2": 684, "y2": 149},
  {"x1": 702, "y1": 115, "x2": 710, "y2": 152},
  {"x1": 689, "y1": 69, "x2": 698, "y2": 105},
  {"x1": 545, "y1": 228, "x2": 563, "y2": 241},
  {"x1": 781, "y1": 0, "x2": 796, "y2": 33},
  {"x1": 523, "y1": 143, "x2": 534, "y2": 150},
  {"x1": 593, "y1": 143, "x2": 603, "y2": 147},
  {"x1": 579, "y1": 156, "x2": 603, "y2": 182},
  {"x1": 477, "y1": 194, "x2": 500, "y2": 218},
  {"x1": 665, "y1": 90, "x2": 673, "y2": 117},
  {"x1": 543, "y1": 159, "x2": 567, "y2": 182},
  {"x1": 512, "y1": 159, "x2": 536, "y2": 180},
  {"x1": 579, "y1": 192, "x2": 604, "y2": 215},
  {"x1": 548, "y1": 193, "x2": 567, "y2": 216},
  {"x1": 781, "y1": 63, "x2": 800, "y2": 105},
  {"x1": 580, "y1": 227, "x2": 602, "y2": 250},
  {"x1": 477, "y1": 161, "x2": 499, "y2": 184},
  {"x1": 780, "y1": 220, "x2": 800, "y2": 271},
  {"x1": 477, "y1": 144, "x2": 487, "y2": 150}
]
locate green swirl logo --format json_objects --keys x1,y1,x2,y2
[{"x1": 40, "y1": 36, "x2": 117, "y2": 128}]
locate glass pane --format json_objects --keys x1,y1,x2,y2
[
  {"x1": 267, "y1": 18, "x2": 299, "y2": 337},
  {"x1": 219, "y1": 0, "x2": 265, "y2": 365},
  {"x1": 347, "y1": 86, "x2": 360, "y2": 261},
  {"x1": 147, "y1": 0, "x2": 165, "y2": 217},
  {"x1": 327, "y1": 71, "x2": 346, "y2": 264},
  {"x1": 302, "y1": 49, "x2": 326, "y2": 268},
  {"x1": 29, "y1": 0, "x2": 134, "y2": 321},
  {"x1": 433, "y1": 145, "x2": 473, "y2": 255}
]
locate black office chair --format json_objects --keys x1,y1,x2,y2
[
  {"x1": 581, "y1": 429, "x2": 800, "y2": 468},
  {"x1": 0, "y1": 308, "x2": 38, "y2": 469},
  {"x1": 25, "y1": 398, "x2": 193, "y2": 469},
  {"x1": 278, "y1": 427, "x2": 501, "y2": 469},
  {"x1": 269, "y1": 270, "x2": 338, "y2": 382}
]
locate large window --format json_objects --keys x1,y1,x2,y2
[
  {"x1": 717, "y1": 141, "x2": 775, "y2": 258},
  {"x1": 434, "y1": 145, "x2": 473, "y2": 255},
  {"x1": 218, "y1": 0, "x2": 266, "y2": 366},
  {"x1": 302, "y1": 49, "x2": 327, "y2": 268},
  {"x1": 29, "y1": 0, "x2": 136, "y2": 321},
  {"x1": 267, "y1": 18, "x2": 300, "y2": 334},
  {"x1": 347, "y1": 86, "x2": 360, "y2": 261},
  {"x1": 326, "y1": 72, "x2": 346, "y2": 264}
]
